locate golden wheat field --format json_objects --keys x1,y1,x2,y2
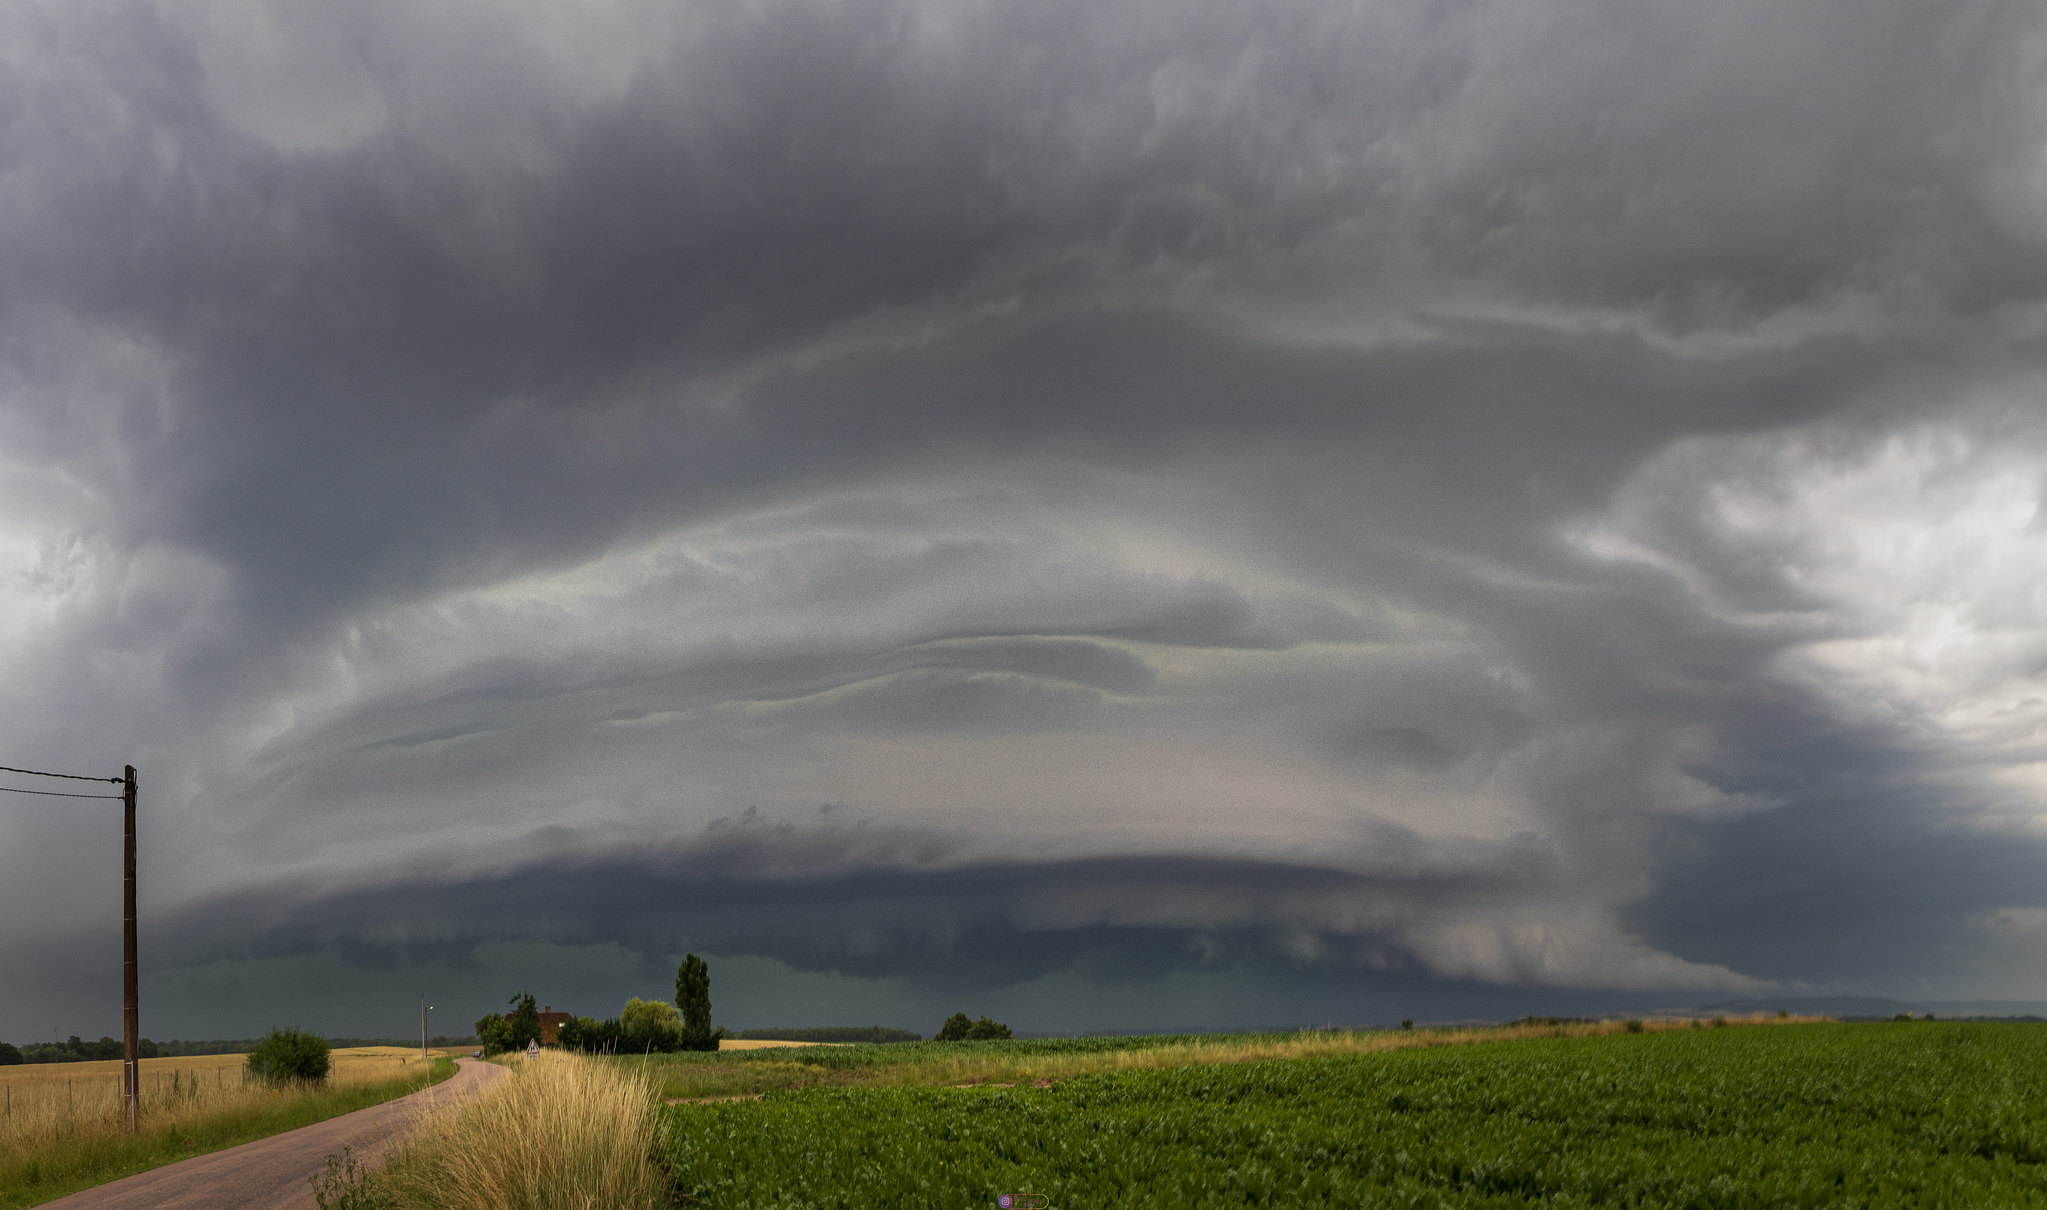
[{"x1": 0, "y1": 1047, "x2": 442, "y2": 1139}]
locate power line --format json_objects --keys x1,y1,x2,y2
[
  {"x1": 0, "y1": 764, "x2": 124, "y2": 784},
  {"x1": 0, "y1": 784, "x2": 125, "y2": 799}
]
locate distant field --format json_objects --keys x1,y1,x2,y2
[
  {"x1": 662, "y1": 1022, "x2": 2047, "y2": 1207},
  {"x1": 629, "y1": 1016, "x2": 1788, "y2": 1101}
]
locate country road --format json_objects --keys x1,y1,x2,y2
[{"x1": 41, "y1": 1057, "x2": 507, "y2": 1210}]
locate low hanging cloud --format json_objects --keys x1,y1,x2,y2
[{"x1": 4, "y1": 0, "x2": 2047, "y2": 1035}]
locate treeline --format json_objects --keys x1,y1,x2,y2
[
  {"x1": 151, "y1": 1035, "x2": 480, "y2": 1056},
  {"x1": 734, "y1": 1026, "x2": 923, "y2": 1043},
  {"x1": 0, "y1": 1034, "x2": 481, "y2": 1065},
  {"x1": 0, "y1": 1036, "x2": 163, "y2": 1065}
]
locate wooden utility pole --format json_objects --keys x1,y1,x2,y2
[
  {"x1": 122, "y1": 764, "x2": 138, "y2": 1135},
  {"x1": 421, "y1": 991, "x2": 429, "y2": 1059}
]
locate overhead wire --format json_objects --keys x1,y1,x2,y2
[
  {"x1": 0, "y1": 764, "x2": 125, "y2": 783},
  {"x1": 0, "y1": 785, "x2": 124, "y2": 799}
]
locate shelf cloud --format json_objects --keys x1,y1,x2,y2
[{"x1": 4, "y1": 0, "x2": 2046, "y2": 1037}]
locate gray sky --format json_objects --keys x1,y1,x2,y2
[{"x1": 5, "y1": 0, "x2": 2047, "y2": 1041}]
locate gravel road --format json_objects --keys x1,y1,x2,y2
[{"x1": 41, "y1": 1056, "x2": 506, "y2": 1210}]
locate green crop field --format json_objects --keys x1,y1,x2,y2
[{"x1": 661, "y1": 1022, "x2": 2047, "y2": 1207}]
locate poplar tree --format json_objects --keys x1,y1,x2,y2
[{"x1": 675, "y1": 953, "x2": 712, "y2": 1033}]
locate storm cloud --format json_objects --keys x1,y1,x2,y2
[{"x1": 4, "y1": 0, "x2": 2047, "y2": 1038}]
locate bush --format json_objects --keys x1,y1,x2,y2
[
  {"x1": 564, "y1": 1016, "x2": 622, "y2": 1054},
  {"x1": 557, "y1": 1015, "x2": 601, "y2": 1053},
  {"x1": 1624, "y1": 1019, "x2": 1645, "y2": 1033},
  {"x1": 677, "y1": 1025, "x2": 721, "y2": 1053},
  {"x1": 245, "y1": 1025, "x2": 331, "y2": 1084}
]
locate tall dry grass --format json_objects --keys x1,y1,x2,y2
[{"x1": 376, "y1": 1052, "x2": 666, "y2": 1210}]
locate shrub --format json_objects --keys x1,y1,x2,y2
[
  {"x1": 1624, "y1": 1019, "x2": 1645, "y2": 1033},
  {"x1": 1400, "y1": 1019, "x2": 1414, "y2": 1031},
  {"x1": 245, "y1": 1026, "x2": 331, "y2": 1084},
  {"x1": 557, "y1": 1015, "x2": 601, "y2": 1052},
  {"x1": 565, "y1": 1017, "x2": 623, "y2": 1054},
  {"x1": 677, "y1": 1025, "x2": 721, "y2": 1053}
]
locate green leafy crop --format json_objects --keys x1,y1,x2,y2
[{"x1": 663, "y1": 1022, "x2": 2047, "y2": 1207}]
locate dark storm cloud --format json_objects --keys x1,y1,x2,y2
[
  {"x1": 5, "y1": 0, "x2": 2047, "y2": 1035},
  {"x1": 147, "y1": 816, "x2": 1573, "y2": 986}
]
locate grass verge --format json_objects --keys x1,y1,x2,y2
[
  {"x1": 366, "y1": 1052, "x2": 666, "y2": 1210},
  {"x1": 664, "y1": 1021, "x2": 2047, "y2": 1207},
  {"x1": 2, "y1": 1056, "x2": 454, "y2": 1210}
]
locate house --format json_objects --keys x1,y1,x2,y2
[
  {"x1": 504, "y1": 1004, "x2": 576, "y2": 1046},
  {"x1": 537, "y1": 1005, "x2": 573, "y2": 1045}
]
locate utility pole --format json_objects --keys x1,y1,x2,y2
[
  {"x1": 420, "y1": 991, "x2": 430, "y2": 1059},
  {"x1": 122, "y1": 764, "x2": 138, "y2": 1136}
]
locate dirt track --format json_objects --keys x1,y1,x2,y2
[{"x1": 42, "y1": 1057, "x2": 506, "y2": 1210}]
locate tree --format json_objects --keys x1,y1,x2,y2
[
  {"x1": 475, "y1": 1013, "x2": 513, "y2": 1056},
  {"x1": 0, "y1": 1041, "x2": 20, "y2": 1065},
  {"x1": 621, "y1": 997, "x2": 683, "y2": 1052},
  {"x1": 506, "y1": 991, "x2": 542, "y2": 1050},
  {"x1": 936, "y1": 1012, "x2": 1011, "y2": 1041},
  {"x1": 675, "y1": 954, "x2": 712, "y2": 1033},
  {"x1": 245, "y1": 1026, "x2": 331, "y2": 1084},
  {"x1": 623, "y1": 996, "x2": 683, "y2": 1035}
]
